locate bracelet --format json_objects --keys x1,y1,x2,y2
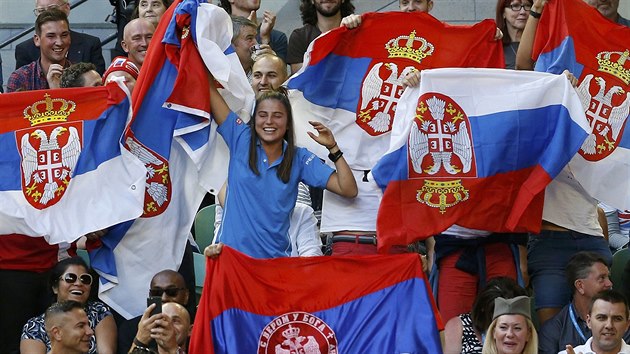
[
  {"x1": 133, "y1": 337, "x2": 149, "y2": 348},
  {"x1": 327, "y1": 142, "x2": 338, "y2": 150},
  {"x1": 328, "y1": 149, "x2": 344, "y2": 163},
  {"x1": 529, "y1": 9, "x2": 541, "y2": 19}
]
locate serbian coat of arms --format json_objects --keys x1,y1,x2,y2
[
  {"x1": 17, "y1": 94, "x2": 82, "y2": 209},
  {"x1": 408, "y1": 93, "x2": 476, "y2": 213},
  {"x1": 258, "y1": 312, "x2": 337, "y2": 354},
  {"x1": 576, "y1": 49, "x2": 630, "y2": 161},
  {"x1": 356, "y1": 30, "x2": 434, "y2": 136}
]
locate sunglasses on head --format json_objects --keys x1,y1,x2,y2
[
  {"x1": 60, "y1": 272, "x2": 93, "y2": 285},
  {"x1": 149, "y1": 287, "x2": 185, "y2": 297}
]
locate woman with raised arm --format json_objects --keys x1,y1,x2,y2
[{"x1": 205, "y1": 75, "x2": 357, "y2": 259}]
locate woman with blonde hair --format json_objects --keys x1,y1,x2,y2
[{"x1": 482, "y1": 296, "x2": 537, "y2": 354}]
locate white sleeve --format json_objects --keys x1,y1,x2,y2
[{"x1": 289, "y1": 204, "x2": 323, "y2": 257}]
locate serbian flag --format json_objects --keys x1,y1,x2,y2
[
  {"x1": 190, "y1": 246, "x2": 443, "y2": 354},
  {"x1": 287, "y1": 12, "x2": 504, "y2": 170},
  {"x1": 532, "y1": 0, "x2": 630, "y2": 210},
  {"x1": 0, "y1": 83, "x2": 145, "y2": 244},
  {"x1": 91, "y1": 0, "x2": 253, "y2": 318},
  {"x1": 372, "y1": 68, "x2": 590, "y2": 252}
]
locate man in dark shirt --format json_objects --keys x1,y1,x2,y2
[
  {"x1": 14, "y1": 0, "x2": 105, "y2": 74},
  {"x1": 287, "y1": 0, "x2": 355, "y2": 73},
  {"x1": 7, "y1": 9, "x2": 72, "y2": 92},
  {"x1": 539, "y1": 251, "x2": 630, "y2": 354}
]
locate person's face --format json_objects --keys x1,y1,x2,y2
[
  {"x1": 254, "y1": 99, "x2": 288, "y2": 147},
  {"x1": 105, "y1": 71, "x2": 137, "y2": 93},
  {"x1": 399, "y1": 0, "x2": 433, "y2": 13},
  {"x1": 233, "y1": 25, "x2": 257, "y2": 72},
  {"x1": 231, "y1": 0, "x2": 261, "y2": 13},
  {"x1": 35, "y1": 0, "x2": 70, "y2": 16},
  {"x1": 163, "y1": 303, "x2": 191, "y2": 347},
  {"x1": 492, "y1": 315, "x2": 530, "y2": 354},
  {"x1": 583, "y1": 0, "x2": 620, "y2": 21},
  {"x1": 122, "y1": 20, "x2": 155, "y2": 67},
  {"x1": 54, "y1": 265, "x2": 92, "y2": 304},
  {"x1": 34, "y1": 20, "x2": 70, "y2": 65},
  {"x1": 577, "y1": 262, "x2": 613, "y2": 298},
  {"x1": 251, "y1": 57, "x2": 287, "y2": 96},
  {"x1": 150, "y1": 273, "x2": 189, "y2": 305},
  {"x1": 138, "y1": 0, "x2": 167, "y2": 27},
  {"x1": 587, "y1": 299, "x2": 630, "y2": 353},
  {"x1": 57, "y1": 309, "x2": 94, "y2": 353},
  {"x1": 81, "y1": 70, "x2": 103, "y2": 87},
  {"x1": 314, "y1": 0, "x2": 342, "y2": 17},
  {"x1": 503, "y1": 1, "x2": 532, "y2": 32}
]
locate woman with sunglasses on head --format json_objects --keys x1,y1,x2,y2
[
  {"x1": 20, "y1": 257, "x2": 116, "y2": 354},
  {"x1": 204, "y1": 74, "x2": 357, "y2": 259}
]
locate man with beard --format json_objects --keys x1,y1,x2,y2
[{"x1": 287, "y1": 0, "x2": 355, "y2": 73}]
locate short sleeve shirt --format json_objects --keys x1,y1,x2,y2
[
  {"x1": 287, "y1": 24, "x2": 322, "y2": 65},
  {"x1": 216, "y1": 111, "x2": 333, "y2": 258}
]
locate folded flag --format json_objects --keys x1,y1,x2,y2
[
  {"x1": 532, "y1": 0, "x2": 630, "y2": 210},
  {"x1": 372, "y1": 68, "x2": 590, "y2": 252},
  {"x1": 92, "y1": 0, "x2": 253, "y2": 318},
  {"x1": 0, "y1": 84, "x2": 145, "y2": 244},
  {"x1": 287, "y1": 11, "x2": 504, "y2": 170},
  {"x1": 189, "y1": 246, "x2": 443, "y2": 354}
]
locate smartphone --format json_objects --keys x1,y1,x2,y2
[{"x1": 147, "y1": 296, "x2": 162, "y2": 317}]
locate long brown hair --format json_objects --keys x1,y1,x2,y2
[{"x1": 248, "y1": 88, "x2": 296, "y2": 184}]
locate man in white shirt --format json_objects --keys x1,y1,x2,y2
[{"x1": 561, "y1": 290, "x2": 630, "y2": 354}]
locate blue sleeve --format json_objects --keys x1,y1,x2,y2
[
  {"x1": 217, "y1": 111, "x2": 249, "y2": 153},
  {"x1": 297, "y1": 148, "x2": 334, "y2": 189}
]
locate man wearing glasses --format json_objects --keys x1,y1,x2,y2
[
  {"x1": 14, "y1": 0, "x2": 105, "y2": 74},
  {"x1": 117, "y1": 270, "x2": 190, "y2": 354}
]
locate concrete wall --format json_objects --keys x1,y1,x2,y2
[{"x1": 2, "y1": 0, "x2": 630, "y2": 91}]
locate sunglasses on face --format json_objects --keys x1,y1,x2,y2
[
  {"x1": 149, "y1": 287, "x2": 185, "y2": 297},
  {"x1": 60, "y1": 272, "x2": 93, "y2": 286}
]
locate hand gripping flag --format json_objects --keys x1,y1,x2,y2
[
  {"x1": 532, "y1": 0, "x2": 630, "y2": 210},
  {"x1": 372, "y1": 68, "x2": 590, "y2": 253},
  {"x1": 189, "y1": 246, "x2": 443, "y2": 354},
  {"x1": 0, "y1": 83, "x2": 146, "y2": 244},
  {"x1": 287, "y1": 11, "x2": 504, "y2": 170},
  {"x1": 91, "y1": 0, "x2": 254, "y2": 318}
]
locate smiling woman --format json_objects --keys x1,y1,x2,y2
[
  {"x1": 205, "y1": 74, "x2": 357, "y2": 259},
  {"x1": 19, "y1": 257, "x2": 117, "y2": 354}
]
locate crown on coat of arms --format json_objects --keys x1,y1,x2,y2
[
  {"x1": 385, "y1": 31, "x2": 434, "y2": 64},
  {"x1": 597, "y1": 49, "x2": 630, "y2": 85},
  {"x1": 281, "y1": 325, "x2": 300, "y2": 340},
  {"x1": 23, "y1": 94, "x2": 76, "y2": 126}
]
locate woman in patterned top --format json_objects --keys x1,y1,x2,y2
[
  {"x1": 20, "y1": 256, "x2": 116, "y2": 354},
  {"x1": 443, "y1": 277, "x2": 528, "y2": 354}
]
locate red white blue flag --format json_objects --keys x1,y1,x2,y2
[
  {"x1": 0, "y1": 84, "x2": 145, "y2": 244},
  {"x1": 532, "y1": 0, "x2": 630, "y2": 210},
  {"x1": 372, "y1": 68, "x2": 590, "y2": 252},
  {"x1": 189, "y1": 246, "x2": 443, "y2": 354},
  {"x1": 92, "y1": 0, "x2": 253, "y2": 318},
  {"x1": 287, "y1": 12, "x2": 504, "y2": 170}
]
